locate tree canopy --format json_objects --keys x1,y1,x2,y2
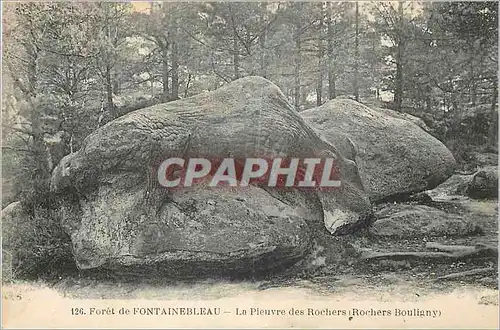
[{"x1": 2, "y1": 1, "x2": 498, "y2": 208}]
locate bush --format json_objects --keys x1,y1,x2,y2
[{"x1": 2, "y1": 203, "x2": 76, "y2": 281}]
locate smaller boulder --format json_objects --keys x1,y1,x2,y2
[
  {"x1": 1, "y1": 201, "x2": 24, "y2": 250},
  {"x1": 1, "y1": 202, "x2": 25, "y2": 281},
  {"x1": 467, "y1": 166, "x2": 499, "y2": 199},
  {"x1": 426, "y1": 174, "x2": 474, "y2": 199},
  {"x1": 370, "y1": 204, "x2": 483, "y2": 238}
]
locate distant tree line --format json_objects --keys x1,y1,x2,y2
[{"x1": 2, "y1": 1, "x2": 498, "y2": 208}]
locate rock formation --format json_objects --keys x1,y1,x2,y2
[
  {"x1": 467, "y1": 166, "x2": 499, "y2": 199},
  {"x1": 370, "y1": 204, "x2": 483, "y2": 238},
  {"x1": 301, "y1": 99, "x2": 456, "y2": 203},
  {"x1": 50, "y1": 77, "x2": 372, "y2": 276}
]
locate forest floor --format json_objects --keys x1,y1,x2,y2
[
  {"x1": 4, "y1": 198, "x2": 496, "y2": 297},
  {"x1": 347, "y1": 197, "x2": 498, "y2": 290}
]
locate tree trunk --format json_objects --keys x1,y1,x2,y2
[
  {"x1": 294, "y1": 34, "x2": 301, "y2": 111},
  {"x1": 150, "y1": 67, "x2": 155, "y2": 98},
  {"x1": 105, "y1": 64, "x2": 116, "y2": 118},
  {"x1": 394, "y1": 1, "x2": 405, "y2": 112},
  {"x1": 103, "y1": 15, "x2": 116, "y2": 117},
  {"x1": 171, "y1": 38, "x2": 179, "y2": 100},
  {"x1": 489, "y1": 83, "x2": 498, "y2": 145},
  {"x1": 491, "y1": 83, "x2": 498, "y2": 113},
  {"x1": 441, "y1": 92, "x2": 450, "y2": 141},
  {"x1": 353, "y1": 2, "x2": 360, "y2": 102},
  {"x1": 259, "y1": 2, "x2": 268, "y2": 78},
  {"x1": 327, "y1": 5, "x2": 336, "y2": 100},
  {"x1": 26, "y1": 48, "x2": 51, "y2": 191},
  {"x1": 184, "y1": 73, "x2": 192, "y2": 98},
  {"x1": 233, "y1": 36, "x2": 240, "y2": 80},
  {"x1": 113, "y1": 74, "x2": 120, "y2": 95},
  {"x1": 394, "y1": 48, "x2": 404, "y2": 111},
  {"x1": 316, "y1": 3, "x2": 325, "y2": 106},
  {"x1": 426, "y1": 85, "x2": 432, "y2": 113},
  {"x1": 161, "y1": 46, "x2": 170, "y2": 102},
  {"x1": 316, "y1": 59, "x2": 324, "y2": 106},
  {"x1": 470, "y1": 59, "x2": 477, "y2": 106}
]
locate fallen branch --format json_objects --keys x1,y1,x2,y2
[
  {"x1": 436, "y1": 267, "x2": 496, "y2": 281},
  {"x1": 361, "y1": 251, "x2": 453, "y2": 261},
  {"x1": 454, "y1": 169, "x2": 478, "y2": 175},
  {"x1": 360, "y1": 245, "x2": 498, "y2": 262},
  {"x1": 425, "y1": 242, "x2": 498, "y2": 258},
  {"x1": 425, "y1": 242, "x2": 477, "y2": 253}
]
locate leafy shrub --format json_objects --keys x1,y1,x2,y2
[{"x1": 2, "y1": 204, "x2": 76, "y2": 281}]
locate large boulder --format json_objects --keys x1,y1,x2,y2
[
  {"x1": 369, "y1": 204, "x2": 483, "y2": 238},
  {"x1": 301, "y1": 99, "x2": 456, "y2": 203},
  {"x1": 371, "y1": 106, "x2": 431, "y2": 133},
  {"x1": 50, "y1": 77, "x2": 372, "y2": 276},
  {"x1": 64, "y1": 183, "x2": 314, "y2": 277},
  {"x1": 467, "y1": 166, "x2": 498, "y2": 199}
]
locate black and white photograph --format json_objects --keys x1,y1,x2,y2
[{"x1": 1, "y1": 1, "x2": 498, "y2": 328}]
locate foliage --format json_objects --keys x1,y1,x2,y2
[{"x1": 2, "y1": 205, "x2": 76, "y2": 281}]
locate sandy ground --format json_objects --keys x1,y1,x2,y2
[{"x1": 2, "y1": 277, "x2": 499, "y2": 329}]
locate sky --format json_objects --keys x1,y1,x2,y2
[{"x1": 132, "y1": 2, "x2": 152, "y2": 13}]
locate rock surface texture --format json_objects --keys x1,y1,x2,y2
[
  {"x1": 1, "y1": 201, "x2": 24, "y2": 280},
  {"x1": 369, "y1": 204, "x2": 483, "y2": 238},
  {"x1": 426, "y1": 174, "x2": 473, "y2": 200},
  {"x1": 301, "y1": 99, "x2": 456, "y2": 203},
  {"x1": 50, "y1": 77, "x2": 372, "y2": 276},
  {"x1": 467, "y1": 166, "x2": 499, "y2": 199}
]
